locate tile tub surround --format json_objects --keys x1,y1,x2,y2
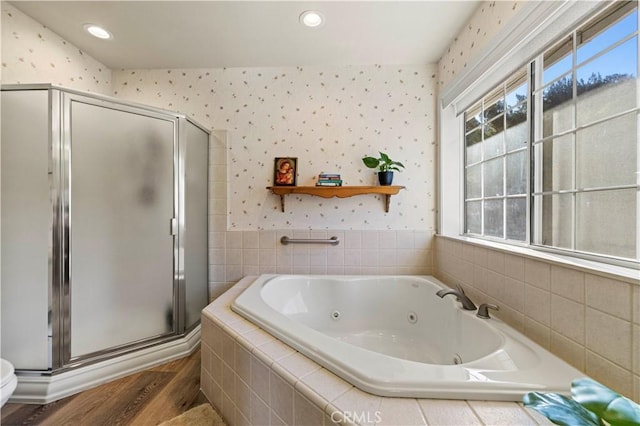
[
  {"x1": 207, "y1": 229, "x2": 435, "y2": 302},
  {"x1": 433, "y1": 235, "x2": 640, "y2": 403},
  {"x1": 201, "y1": 276, "x2": 551, "y2": 426}
]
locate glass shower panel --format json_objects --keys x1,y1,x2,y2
[
  {"x1": 69, "y1": 98, "x2": 176, "y2": 359},
  {"x1": 184, "y1": 121, "x2": 209, "y2": 329},
  {"x1": 1, "y1": 89, "x2": 51, "y2": 369}
]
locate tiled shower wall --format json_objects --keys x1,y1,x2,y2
[{"x1": 433, "y1": 236, "x2": 640, "y2": 403}]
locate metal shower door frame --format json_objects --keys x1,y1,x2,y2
[{"x1": 56, "y1": 90, "x2": 184, "y2": 369}]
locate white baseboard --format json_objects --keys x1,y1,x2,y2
[{"x1": 10, "y1": 325, "x2": 200, "y2": 405}]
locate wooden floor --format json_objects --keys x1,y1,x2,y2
[{"x1": 1, "y1": 347, "x2": 207, "y2": 426}]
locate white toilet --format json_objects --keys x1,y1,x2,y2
[{"x1": 0, "y1": 358, "x2": 17, "y2": 407}]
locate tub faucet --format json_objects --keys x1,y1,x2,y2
[
  {"x1": 477, "y1": 303, "x2": 499, "y2": 319},
  {"x1": 436, "y1": 284, "x2": 477, "y2": 311}
]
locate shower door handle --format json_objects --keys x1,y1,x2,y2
[{"x1": 170, "y1": 218, "x2": 177, "y2": 236}]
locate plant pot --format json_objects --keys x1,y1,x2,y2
[{"x1": 378, "y1": 171, "x2": 394, "y2": 186}]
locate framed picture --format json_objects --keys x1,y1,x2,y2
[{"x1": 273, "y1": 157, "x2": 297, "y2": 186}]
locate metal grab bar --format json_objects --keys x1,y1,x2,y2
[{"x1": 280, "y1": 236, "x2": 340, "y2": 246}]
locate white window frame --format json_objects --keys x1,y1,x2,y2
[
  {"x1": 438, "y1": 0, "x2": 639, "y2": 278},
  {"x1": 462, "y1": 71, "x2": 530, "y2": 243}
]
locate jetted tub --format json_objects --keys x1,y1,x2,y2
[{"x1": 231, "y1": 274, "x2": 585, "y2": 401}]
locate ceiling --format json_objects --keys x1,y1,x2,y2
[{"x1": 10, "y1": 1, "x2": 480, "y2": 70}]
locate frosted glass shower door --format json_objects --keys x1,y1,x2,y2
[
  {"x1": 67, "y1": 96, "x2": 177, "y2": 359},
  {"x1": 184, "y1": 121, "x2": 209, "y2": 329}
]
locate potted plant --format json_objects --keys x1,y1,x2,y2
[{"x1": 362, "y1": 152, "x2": 405, "y2": 186}]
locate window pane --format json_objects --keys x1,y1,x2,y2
[
  {"x1": 484, "y1": 91, "x2": 505, "y2": 122},
  {"x1": 577, "y1": 9, "x2": 637, "y2": 65},
  {"x1": 535, "y1": 194, "x2": 572, "y2": 250},
  {"x1": 506, "y1": 198, "x2": 527, "y2": 241},
  {"x1": 506, "y1": 82, "x2": 527, "y2": 109},
  {"x1": 466, "y1": 128, "x2": 482, "y2": 165},
  {"x1": 484, "y1": 157, "x2": 504, "y2": 197},
  {"x1": 506, "y1": 151, "x2": 527, "y2": 195},
  {"x1": 576, "y1": 37, "x2": 637, "y2": 126},
  {"x1": 484, "y1": 199, "x2": 504, "y2": 238},
  {"x1": 466, "y1": 164, "x2": 482, "y2": 199},
  {"x1": 535, "y1": 134, "x2": 573, "y2": 192},
  {"x1": 466, "y1": 104, "x2": 483, "y2": 132},
  {"x1": 506, "y1": 107, "x2": 527, "y2": 152},
  {"x1": 466, "y1": 201, "x2": 482, "y2": 234},
  {"x1": 484, "y1": 118, "x2": 505, "y2": 143},
  {"x1": 462, "y1": 66, "x2": 529, "y2": 242},
  {"x1": 544, "y1": 36, "x2": 573, "y2": 85},
  {"x1": 484, "y1": 125, "x2": 505, "y2": 159},
  {"x1": 576, "y1": 189, "x2": 636, "y2": 259},
  {"x1": 542, "y1": 75, "x2": 574, "y2": 137},
  {"x1": 576, "y1": 113, "x2": 637, "y2": 189}
]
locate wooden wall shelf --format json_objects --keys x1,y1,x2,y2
[{"x1": 266, "y1": 185, "x2": 405, "y2": 212}]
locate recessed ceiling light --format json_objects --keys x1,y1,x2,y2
[
  {"x1": 299, "y1": 10, "x2": 324, "y2": 28},
  {"x1": 84, "y1": 24, "x2": 113, "y2": 40}
]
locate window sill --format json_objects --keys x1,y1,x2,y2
[{"x1": 436, "y1": 234, "x2": 640, "y2": 285}]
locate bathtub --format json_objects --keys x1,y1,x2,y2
[{"x1": 231, "y1": 274, "x2": 584, "y2": 401}]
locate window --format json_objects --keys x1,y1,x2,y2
[
  {"x1": 464, "y1": 70, "x2": 529, "y2": 241},
  {"x1": 463, "y1": 2, "x2": 639, "y2": 264}
]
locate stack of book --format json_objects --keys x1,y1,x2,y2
[{"x1": 316, "y1": 173, "x2": 343, "y2": 186}]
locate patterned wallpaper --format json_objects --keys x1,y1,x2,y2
[
  {"x1": 3, "y1": 0, "x2": 528, "y2": 232},
  {"x1": 438, "y1": 1, "x2": 522, "y2": 89},
  {"x1": 1, "y1": 3, "x2": 111, "y2": 95},
  {"x1": 112, "y1": 65, "x2": 437, "y2": 231}
]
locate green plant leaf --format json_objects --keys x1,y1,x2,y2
[
  {"x1": 604, "y1": 397, "x2": 640, "y2": 426},
  {"x1": 523, "y1": 391, "x2": 602, "y2": 426},
  {"x1": 572, "y1": 378, "x2": 640, "y2": 426},
  {"x1": 363, "y1": 152, "x2": 404, "y2": 172},
  {"x1": 390, "y1": 160, "x2": 405, "y2": 170},
  {"x1": 572, "y1": 378, "x2": 620, "y2": 414},
  {"x1": 362, "y1": 156, "x2": 379, "y2": 169}
]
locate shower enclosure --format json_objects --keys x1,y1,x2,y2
[{"x1": 1, "y1": 85, "x2": 209, "y2": 401}]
